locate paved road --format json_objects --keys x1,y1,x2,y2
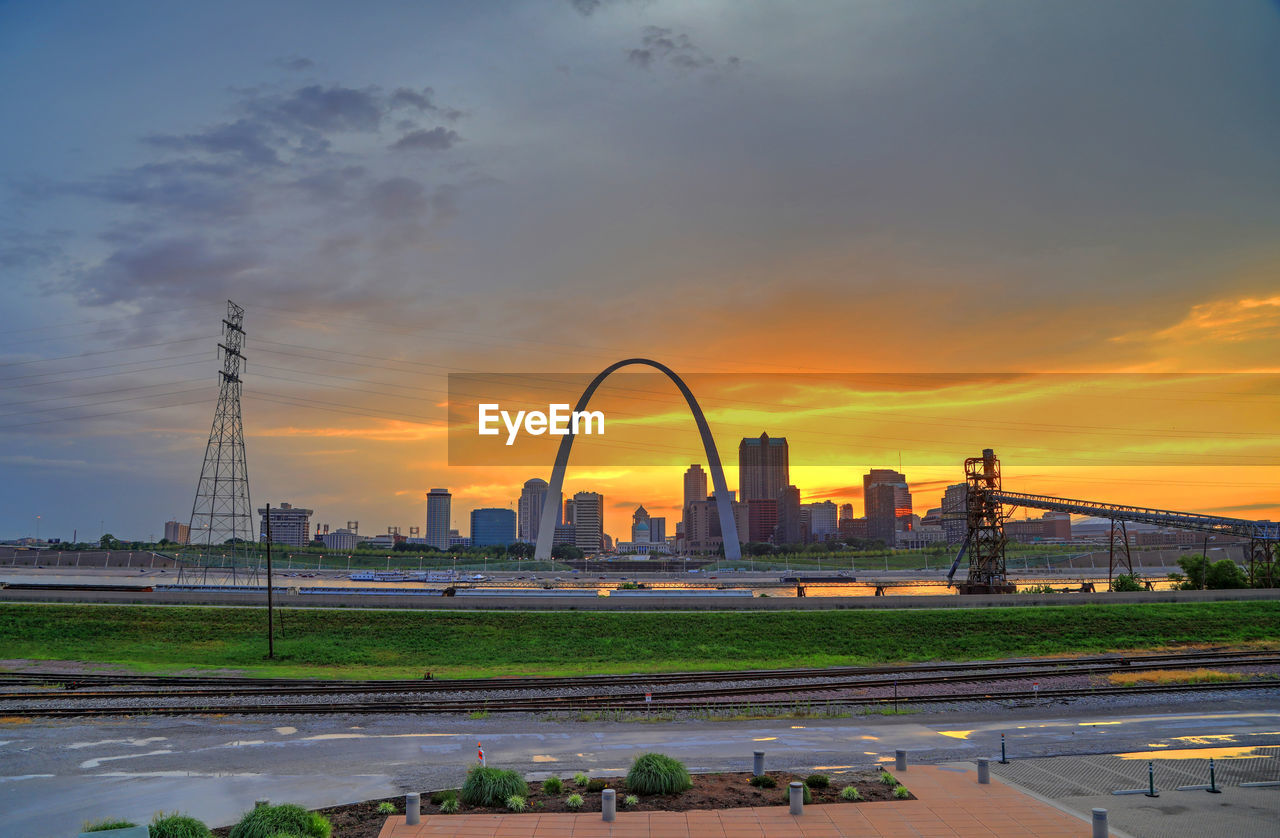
[{"x1": 3, "y1": 696, "x2": 1278, "y2": 837}]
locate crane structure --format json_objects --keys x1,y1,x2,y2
[{"x1": 948, "y1": 449, "x2": 1279, "y2": 590}]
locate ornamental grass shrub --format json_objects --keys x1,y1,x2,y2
[
  {"x1": 150, "y1": 812, "x2": 212, "y2": 838},
  {"x1": 228, "y1": 803, "x2": 331, "y2": 838},
  {"x1": 625, "y1": 753, "x2": 692, "y2": 795},
  {"x1": 461, "y1": 766, "x2": 529, "y2": 807}
]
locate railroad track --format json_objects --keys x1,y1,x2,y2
[
  {"x1": 3, "y1": 679, "x2": 1274, "y2": 718},
  {"x1": 2, "y1": 649, "x2": 1276, "y2": 717},
  {"x1": 1, "y1": 648, "x2": 1273, "y2": 697}
]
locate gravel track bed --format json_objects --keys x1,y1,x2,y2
[{"x1": 4, "y1": 666, "x2": 1277, "y2": 712}]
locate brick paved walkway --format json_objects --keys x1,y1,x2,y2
[{"x1": 378, "y1": 765, "x2": 1100, "y2": 837}]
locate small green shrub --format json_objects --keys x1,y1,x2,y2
[
  {"x1": 542, "y1": 776, "x2": 563, "y2": 794},
  {"x1": 84, "y1": 820, "x2": 138, "y2": 833},
  {"x1": 840, "y1": 785, "x2": 862, "y2": 801},
  {"x1": 228, "y1": 803, "x2": 330, "y2": 838},
  {"x1": 573, "y1": 771, "x2": 590, "y2": 787},
  {"x1": 805, "y1": 774, "x2": 829, "y2": 789},
  {"x1": 375, "y1": 802, "x2": 396, "y2": 816},
  {"x1": 565, "y1": 793, "x2": 584, "y2": 810},
  {"x1": 878, "y1": 770, "x2": 896, "y2": 786},
  {"x1": 505, "y1": 795, "x2": 526, "y2": 813},
  {"x1": 625, "y1": 753, "x2": 692, "y2": 795},
  {"x1": 150, "y1": 812, "x2": 212, "y2": 838},
  {"x1": 749, "y1": 775, "x2": 777, "y2": 789},
  {"x1": 461, "y1": 766, "x2": 529, "y2": 807},
  {"x1": 780, "y1": 784, "x2": 812, "y2": 805},
  {"x1": 893, "y1": 784, "x2": 910, "y2": 799},
  {"x1": 439, "y1": 797, "x2": 459, "y2": 814},
  {"x1": 585, "y1": 779, "x2": 608, "y2": 793},
  {"x1": 1111, "y1": 573, "x2": 1144, "y2": 593},
  {"x1": 430, "y1": 790, "x2": 457, "y2": 806},
  {"x1": 622, "y1": 794, "x2": 639, "y2": 808}
]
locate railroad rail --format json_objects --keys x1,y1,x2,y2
[
  {"x1": 3, "y1": 649, "x2": 1276, "y2": 716},
  {"x1": 3, "y1": 679, "x2": 1273, "y2": 718}
]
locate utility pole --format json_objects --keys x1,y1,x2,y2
[{"x1": 265, "y1": 504, "x2": 275, "y2": 659}]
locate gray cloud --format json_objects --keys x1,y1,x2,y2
[
  {"x1": 253, "y1": 84, "x2": 385, "y2": 133},
  {"x1": 147, "y1": 118, "x2": 280, "y2": 166},
  {"x1": 391, "y1": 127, "x2": 460, "y2": 152},
  {"x1": 274, "y1": 55, "x2": 315, "y2": 72},
  {"x1": 368, "y1": 177, "x2": 428, "y2": 220},
  {"x1": 626, "y1": 26, "x2": 737, "y2": 72},
  {"x1": 72, "y1": 236, "x2": 260, "y2": 305},
  {"x1": 290, "y1": 166, "x2": 368, "y2": 202}
]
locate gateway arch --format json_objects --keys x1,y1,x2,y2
[{"x1": 533, "y1": 358, "x2": 742, "y2": 562}]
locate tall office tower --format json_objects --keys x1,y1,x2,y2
[
  {"x1": 648, "y1": 516, "x2": 666, "y2": 544},
  {"x1": 572, "y1": 491, "x2": 604, "y2": 552},
  {"x1": 563, "y1": 498, "x2": 576, "y2": 526},
  {"x1": 426, "y1": 488, "x2": 451, "y2": 550},
  {"x1": 738, "y1": 433, "x2": 790, "y2": 502},
  {"x1": 839, "y1": 502, "x2": 854, "y2": 523},
  {"x1": 258, "y1": 502, "x2": 314, "y2": 547},
  {"x1": 681, "y1": 464, "x2": 708, "y2": 550},
  {"x1": 631, "y1": 506, "x2": 650, "y2": 542},
  {"x1": 941, "y1": 482, "x2": 968, "y2": 544},
  {"x1": 682, "y1": 464, "x2": 708, "y2": 508},
  {"x1": 807, "y1": 500, "x2": 839, "y2": 539},
  {"x1": 470, "y1": 508, "x2": 516, "y2": 547},
  {"x1": 747, "y1": 499, "x2": 777, "y2": 543},
  {"x1": 684, "y1": 491, "x2": 748, "y2": 552},
  {"x1": 774, "y1": 485, "x2": 806, "y2": 545},
  {"x1": 864, "y1": 469, "x2": 913, "y2": 546},
  {"x1": 518, "y1": 478, "x2": 557, "y2": 542},
  {"x1": 163, "y1": 520, "x2": 191, "y2": 544}
]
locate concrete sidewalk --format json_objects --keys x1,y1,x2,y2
[{"x1": 377, "y1": 764, "x2": 1099, "y2": 837}]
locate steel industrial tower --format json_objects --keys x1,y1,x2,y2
[{"x1": 187, "y1": 300, "x2": 253, "y2": 564}]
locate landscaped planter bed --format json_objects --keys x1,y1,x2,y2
[{"x1": 214, "y1": 770, "x2": 914, "y2": 838}]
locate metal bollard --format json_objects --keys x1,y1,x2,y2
[
  {"x1": 1208, "y1": 757, "x2": 1221, "y2": 794},
  {"x1": 406, "y1": 792, "x2": 420, "y2": 826},
  {"x1": 602, "y1": 788, "x2": 616, "y2": 822},
  {"x1": 753, "y1": 750, "x2": 765, "y2": 777},
  {"x1": 255, "y1": 799, "x2": 269, "y2": 809},
  {"x1": 999, "y1": 732, "x2": 1009, "y2": 764},
  {"x1": 789, "y1": 781, "x2": 804, "y2": 815},
  {"x1": 895, "y1": 749, "x2": 907, "y2": 772},
  {"x1": 1092, "y1": 808, "x2": 1107, "y2": 838},
  {"x1": 977, "y1": 758, "x2": 990, "y2": 784}
]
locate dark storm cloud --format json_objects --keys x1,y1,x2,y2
[
  {"x1": 626, "y1": 26, "x2": 734, "y2": 72},
  {"x1": 391, "y1": 127, "x2": 460, "y2": 152},
  {"x1": 73, "y1": 236, "x2": 261, "y2": 305},
  {"x1": 368, "y1": 177, "x2": 429, "y2": 220}
]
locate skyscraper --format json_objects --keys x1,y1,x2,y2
[
  {"x1": 942, "y1": 482, "x2": 968, "y2": 544},
  {"x1": 773, "y1": 485, "x2": 805, "y2": 545},
  {"x1": 738, "y1": 433, "x2": 789, "y2": 502},
  {"x1": 682, "y1": 464, "x2": 707, "y2": 508},
  {"x1": 518, "y1": 478, "x2": 557, "y2": 542},
  {"x1": 426, "y1": 488, "x2": 451, "y2": 550},
  {"x1": 572, "y1": 491, "x2": 604, "y2": 552},
  {"x1": 839, "y1": 503, "x2": 854, "y2": 523},
  {"x1": 747, "y1": 498, "x2": 777, "y2": 543},
  {"x1": 864, "y1": 470, "x2": 912, "y2": 546},
  {"x1": 807, "y1": 500, "x2": 838, "y2": 539},
  {"x1": 648, "y1": 516, "x2": 666, "y2": 544},
  {"x1": 470, "y1": 507, "x2": 516, "y2": 547}
]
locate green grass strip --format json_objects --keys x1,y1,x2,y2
[{"x1": 0, "y1": 601, "x2": 1276, "y2": 679}]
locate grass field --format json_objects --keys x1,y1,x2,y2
[{"x1": 1, "y1": 601, "x2": 1277, "y2": 679}]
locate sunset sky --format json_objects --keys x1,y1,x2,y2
[{"x1": 2, "y1": 1, "x2": 1279, "y2": 543}]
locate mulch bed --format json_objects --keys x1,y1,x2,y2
[{"x1": 212, "y1": 770, "x2": 913, "y2": 838}]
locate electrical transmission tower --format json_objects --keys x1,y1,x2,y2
[{"x1": 186, "y1": 300, "x2": 254, "y2": 580}]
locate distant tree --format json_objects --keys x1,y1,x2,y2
[
  {"x1": 551, "y1": 544, "x2": 584, "y2": 561},
  {"x1": 508, "y1": 542, "x2": 535, "y2": 559},
  {"x1": 99, "y1": 533, "x2": 120, "y2": 550},
  {"x1": 1170, "y1": 555, "x2": 1249, "y2": 590},
  {"x1": 1110, "y1": 573, "x2": 1144, "y2": 592}
]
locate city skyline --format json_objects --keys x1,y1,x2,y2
[{"x1": 2, "y1": 2, "x2": 1279, "y2": 540}]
